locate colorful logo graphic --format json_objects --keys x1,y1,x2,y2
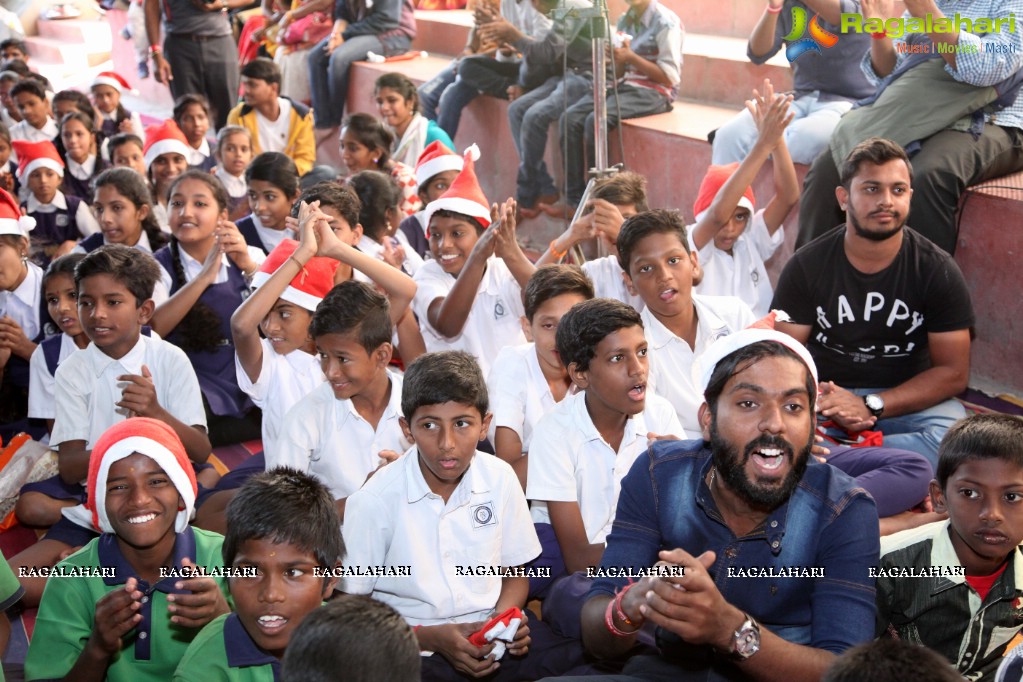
[{"x1": 784, "y1": 7, "x2": 839, "y2": 61}]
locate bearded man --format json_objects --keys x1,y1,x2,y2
[{"x1": 773, "y1": 137, "x2": 974, "y2": 469}]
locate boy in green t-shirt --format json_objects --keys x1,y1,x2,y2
[
  {"x1": 173, "y1": 467, "x2": 343, "y2": 681},
  {"x1": 25, "y1": 418, "x2": 229, "y2": 682}
]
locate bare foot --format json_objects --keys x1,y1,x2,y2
[{"x1": 539, "y1": 202, "x2": 576, "y2": 219}]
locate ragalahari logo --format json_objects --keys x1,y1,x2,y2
[{"x1": 784, "y1": 6, "x2": 840, "y2": 61}]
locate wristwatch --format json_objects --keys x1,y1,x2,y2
[
  {"x1": 863, "y1": 393, "x2": 885, "y2": 418},
  {"x1": 729, "y1": 613, "x2": 761, "y2": 660}
]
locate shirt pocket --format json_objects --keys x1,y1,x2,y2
[{"x1": 462, "y1": 542, "x2": 502, "y2": 595}]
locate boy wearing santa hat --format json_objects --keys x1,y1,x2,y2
[
  {"x1": 25, "y1": 417, "x2": 230, "y2": 682},
  {"x1": 411, "y1": 147, "x2": 534, "y2": 378},
  {"x1": 13, "y1": 139, "x2": 99, "y2": 267},
  {"x1": 396, "y1": 140, "x2": 464, "y2": 259}
]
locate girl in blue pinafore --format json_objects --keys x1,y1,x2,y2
[{"x1": 150, "y1": 170, "x2": 265, "y2": 446}]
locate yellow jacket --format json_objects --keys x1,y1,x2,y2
[{"x1": 227, "y1": 97, "x2": 315, "y2": 176}]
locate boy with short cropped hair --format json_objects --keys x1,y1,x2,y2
[
  {"x1": 527, "y1": 298, "x2": 684, "y2": 575},
  {"x1": 9, "y1": 79, "x2": 56, "y2": 143},
  {"x1": 281, "y1": 595, "x2": 420, "y2": 682},
  {"x1": 271, "y1": 278, "x2": 411, "y2": 519},
  {"x1": 25, "y1": 417, "x2": 230, "y2": 681},
  {"x1": 488, "y1": 264, "x2": 594, "y2": 487},
  {"x1": 877, "y1": 413, "x2": 1023, "y2": 680},
  {"x1": 342, "y1": 350, "x2": 586, "y2": 681},
  {"x1": 411, "y1": 148, "x2": 535, "y2": 378},
  {"x1": 173, "y1": 467, "x2": 344, "y2": 680}
]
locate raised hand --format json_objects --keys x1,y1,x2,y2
[
  {"x1": 89, "y1": 577, "x2": 143, "y2": 656},
  {"x1": 165, "y1": 557, "x2": 230, "y2": 628},
  {"x1": 117, "y1": 364, "x2": 162, "y2": 419}
]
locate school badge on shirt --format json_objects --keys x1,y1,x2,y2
[{"x1": 471, "y1": 502, "x2": 497, "y2": 529}]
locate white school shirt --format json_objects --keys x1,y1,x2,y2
[
  {"x1": 187, "y1": 138, "x2": 212, "y2": 167},
  {"x1": 26, "y1": 191, "x2": 101, "y2": 237},
  {"x1": 235, "y1": 338, "x2": 324, "y2": 454},
  {"x1": 254, "y1": 97, "x2": 292, "y2": 154},
  {"x1": 527, "y1": 390, "x2": 684, "y2": 544},
  {"x1": 247, "y1": 213, "x2": 294, "y2": 254},
  {"x1": 0, "y1": 260, "x2": 42, "y2": 341},
  {"x1": 27, "y1": 332, "x2": 79, "y2": 419},
  {"x1": 157, "y1": 243, "x2": 266, "y2": 294},
  {"x1": 411, "y1": 257, "x2": 526, "y2": 378},
  {"x1": 342, "y1": 447, "x2": 541, "y2": 626},
  {"x1": 10, "y1": 117, "x2": 58, "y2": 144},
  {"x1": 486, "y1": 342, "x2": 562, "y2": 451},
  {"x1": 643, "y1": 294, "x2": 754, "y2": 434},
  {"x1": 66, "y1": 155, "x2": 97, "y2": 183},
  {"x1": 219, "y1": 172, "x2": 247, "y2": 201},
  {"x1": 689, "y1": 210, "x2": 783, "y2": 318},
  {"x1": 270, "y1": 371, "x2": 410, "y2": 500},
  {"x1": 70, "y1": 232, "x2": 169, "y2": 306},
  {"x1": 50, "y1": 333, "x2": 207, "y2": 449},
  {"x1": 582, "y1": 255, "x2": 644, "y2": 312}
]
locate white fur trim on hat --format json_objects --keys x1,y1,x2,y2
[
  {"x1": 19, "y1": 157, "x2": 63, "y2": 182},
  {"x1": 144, "y1": 138, "x2": 191, "y2": 169},
  {"x1": 249, "y1": 271, "x2": 323, "y2": 312},
  {"x1": 415, "y1": 155, "x2": 463, "y2": 187},
  {"x1": 697, "y1": 328, "x2": 818, "y2": 394},
  {"x1": 0, "y1": 215, "x2": 35, "y2": 237},
  {"x1": 92, "y1": 75, "x2": 138, "y2": 96},
  {"x1": 694, "y1": 196, "x2": 755, "y2": 226},
  {"x1": 423, "y1": 196, "x2": 490, "y2": 231},
  {"x1": 92, "y1": 436, "x2": 197, "y2": 534}
]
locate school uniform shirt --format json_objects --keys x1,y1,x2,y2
[
  {"x1": 25, "y1": 527, "x2": 229, "y2": 682},
  {"x1": 412, "y1": 256, "x2": 527, "y2": 378},
  {"x1": 0, "y1": 556, "x2": 22, "y2": 681},
  {"x1": 9, "y1": 116, "x2": 58, "y2": 145},
  {"x1": 187, "y1": 138, "x2": 214, "y2": 170},
  {"x1": 26, "y1": 190, "x2": 102, "y2": 237},
  {"x1": 581, "y1": 255, "x2": 645, "y2": 313},
  {"x1": 153, "y1": 202, "x2": 171, "y2": 233},
  {"x1": 27, "y1": 332, "x2": 79, "y2": 419},
  {"x1": 643, "y1": 294, "x2": 755, "y2": 433},
  {"x1": 0, "y1": 260, "x2": 42, "y2": 342},
  {"x1": 234, "y1": 213, "x2": 293, "y2": 257},
  {"x1": 156, "y1": 244, "x2": 265, "y2": 296},
  {"x1": 235, "y1": 338, "x2": 324, "y2": 455},
  {"x1": 486, "y1": 342, "x2": 564, "y2": 451},
  {"x1": 173, "y1": 612, "x2": 279, "y2": 681},
  {"x1": 689, "y1": 210, "x2": 784, "y2": 318},
  {"x1": 64, "y1": 154, "x2": 105, "y2": 202},
  {"x1": 342, "y1": 447, "x2": 542, "y2": 627},
  {"x1": 50, "y1": 333, "x2": 207, "y2": 450},
  {"x1": 270, "y1": 371, "x2": 409, "y2": 501},
  {"x1": 72, "y1": 232, "x2": 169, "y2": 306},
  {"x1": 527, "y1": 390, "x2": 683, "y2": 544}
]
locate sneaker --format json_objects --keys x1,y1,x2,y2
[
  {"x1": 137, "y1": 61, "x2": 149, "y2": 79},
  {"x1": 120, "y1": 25, "x2": 132, "y2": 40}
]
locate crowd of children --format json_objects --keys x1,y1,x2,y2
[{"x1": 0, "y1": 11, "x2": 1014, "y2": 679}]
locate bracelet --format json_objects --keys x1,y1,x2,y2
[
  {"x1": 149, "y1": 44, "x2": 162, "y2": 55},
  {"x1": 614, "y1": 583, "x2": 640, "y2": 627},
  {"x1": 604, "y1": 594, "x2": 639, "y2": 637},
  {"x1": 288, "y1": 254, "x2": 305, "y2": 270},
  {"x1": 765, "y1": 4, "x2": 783, "y2": 13},
  {"x1": 549, "y1": 238, "x2": 569, "y2": 260},
  {"x1": 871, "y1": 31, "x2": 887, "y2": 39}
]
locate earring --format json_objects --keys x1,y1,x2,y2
[{"x1": 372, "y1": 157, "x2": 379, "y2": 164}]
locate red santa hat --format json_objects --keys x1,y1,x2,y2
[
  {"x1": 86, "y1": 418, "x2": 198, "y2": 534},
  {"x1": 692, "y1": 162, "x2": 756, "y2": 222},
  {"x1": 250, "y1": 239, "x2": 340, "y2": 312},
  {"x1": 423, "y1": 144, "x2": 490, "y2": 231},
  {"x1": 415, "y1": 140, "x2": 464, "y2": 187},
  {"x1": 12, "y1": 139, "x2": 64, "y2": 183},
  {"x1": 143, "y1": 119, "x2": 191, "y2": 169},
  {"x1": 91, "y1": 71, "x2": 138, "y2": 96},
  {"x1": 0, "y1": 187, "x2": 35, "y2": 238}
]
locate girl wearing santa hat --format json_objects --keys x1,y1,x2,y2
[
  {"x1": 0, "y1": 188, "x2": 43, "y2": 442},
  {"x1": 90, "y1": 71, "x2": 144, "y2": 140},
  {"x1": 143, "y1": 120, "x2": 190, "y2": 233}
]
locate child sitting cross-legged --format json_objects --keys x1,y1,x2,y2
[
  {"x1": 24, "y1": 417, "x2": 230, "y2": 682},
  {"x1": 342, "y1": 350, "x2": 587, "y2": 681},
  {"x1": 173, "y1": 467, "x2": 344, "y2": 680}
]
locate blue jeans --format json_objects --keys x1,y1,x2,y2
[
  {"x1": 436, "y1": 56, "x2": 520, "y2": 139},
  {"x1": 418, "y1": 60, "x2": 457, "y2": 122},
  {"x1": 508, "y1": 72, "x2": 591, "y2": 206},
  {"x1": 711, "y1": 91, "x2": 853, "y2": 166},
  {"x1": 308, "y1": 33, "x2": 391, "y2": 128},
  {"x1": 560, "y1": 83, "x2": 672, "y2": 205}
]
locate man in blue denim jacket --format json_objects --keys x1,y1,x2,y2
[{"x1": 549, "y1": 328, "x2": 879, "y2": 681}]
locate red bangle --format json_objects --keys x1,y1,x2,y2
[
  {"x1": 614, "y1": 583, "x2": 638, "y2": 627},
  {"x1": 604, "y1": 597, "x2": 637, "y2": 637},
  {"x1": 872, "y1": 31, "x2": 887, "y2": 39},
  {"x1": 766, "y1": 4, "x2": 783, "y2": 13}
]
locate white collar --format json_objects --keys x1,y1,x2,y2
[
  {"x1": 27, "y1": 191, "x2": 68, "y2": 212},
  {"x1": 67, "y1": 154, "x2": 97, "y2": 180},
  {"x1": 11, "y1": 260, "x2": 42, "y2": 309},
  {"x1": 86, "y1": 332, "x2": 148, "y2": 377}
]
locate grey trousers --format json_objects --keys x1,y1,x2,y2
[{"x1": 164, "y1": 32, "x2": 239, "y2": 130}]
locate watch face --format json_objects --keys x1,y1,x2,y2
[
  {"x1": 865, "y1": 394, "x2": 884, "y2": 411},
  {"x1": 734, "y1": 621, "x2": 761, "y2": 658}
]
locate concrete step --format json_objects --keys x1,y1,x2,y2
[
  {"x1": 36, "y1": 17, "x2": 113, "y2": 52},
  {"x1": 24, "y1": 35, "x2": 91, "y2": 67}
]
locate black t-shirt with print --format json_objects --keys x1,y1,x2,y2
[{"x1": 771, "y1": 227, "x2": 974, "y2": 388}]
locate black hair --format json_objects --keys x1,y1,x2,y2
[
  {"x1": 936, "y1": 413, "x2": 1023, "y2": 490},
  {"x1": 310, "y1": 280, "x2": 392, "y2": 353},
  {"x1": 0, "y1": 233, "x2": 26, "y2": 257},
  {"x1": 292, "y1": 181, "x2": 361, "y2": 231},
  {"x1": 0, "y1": 39, "x2": 27, "y2": 56},
  {"x1": 54, "y1": 90, "x2": 98, "y2": 129},
  {"x1": 300, "y1": 165, "x2": 340, "y2": 191},
  {"x1": 172, "y1": 93, "x2": 212, "y2": 123},
  {"x1": 341, "y1": 112, "x2": 393, "y2": 168},
  {"x1": 822, "y1": 639, "x2": 962, "y2": 682},
  {"x1": 281, "y1": 595, "x2": 420, "y2": 682},
  {"x1": 703, "y1": 341, "x2": 817, "y2": 415},
  {"x1": 23, "y1": 72, "x2": 51, "y2": 92},
  {"x1": 244, "y1": 151, "x2": 299, "y2": 198},
  {"x1": 166, "y1": 170, "x2": 230, "y2": 353},
  {"x1": 74, "y1": 244, "x2": 160, "y2": 305},
  {"x1": 615, "y1": 209, "x2": 690, "y2": 274},
  {"x1": 523, "y1": 264, "x2": 594, "y2": 322},
  {"x1": 0, "y1": 61, "x2": 29, "y2": 78},
  {"x1": 215, "y1": 125, "x2": 252, "y2": 159},
  {"x1": 10, "y1": 79, "x2": 46, "y2": 103},
  {"x1": 93, "y1": 167, "x2": 168, "y2": 251},
  {"x1": 374, "y1": 72, "x2": 419, "y2": 114},
  {"x1": 223, "y1": 466, "x2": 344, "y2": 571},
  {"x1": 59, "y1": 110, "x2": 98, "y2": 140},
  {"x1": 240, "y1": 57, "x2": 282, "y2": 87},
  {"x1": 347, "y1": 169, "x2": 400, "y2": 241},
  {"x1": 555, "y1": 298, "x2": 643, "y2": 372},
  {"x1": 89, "y1": 78, "x2": 131, "y2": 125},
  {"x1": 42, "y1": 253, "x2": 85, "y2": 336},
  {"x1": 400, "y1": 350, "x2": 488, "y2": 420},
  {"x1": 0, "y1": 121, "x2": 10, "y2": 145},
  {"x1": 428, "y1": 208, "x2": 485, "y2": 236},
  {"x1": 839, "y1": 137, "x2": 913, "y2": 190},
  {"x1": 106, "y1": 132, "x2": 143, "y2": 164}
]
